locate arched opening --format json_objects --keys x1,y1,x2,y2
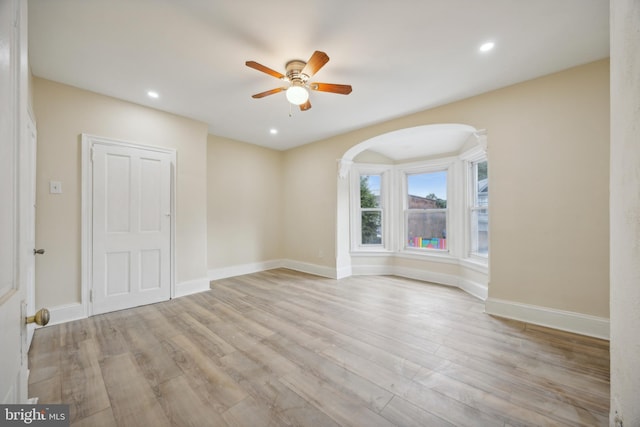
[{"x1": 336, "y1": 124, "x2": 489, "y2": 299}]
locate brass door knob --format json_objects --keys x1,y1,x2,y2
[{"x1": 26, "y1": 308, "x2": 50, "y2": 326}]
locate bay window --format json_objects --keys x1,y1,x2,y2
[{"x1": 349, "y1": 148, "x2": 488, "y2": 268}]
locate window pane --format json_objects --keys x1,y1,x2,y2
[
  {"x1": 407, "y1": 171, "x2": 447, "y2": 208},
  {"x1": 361, "y1": 211, "x2": 382, "y2": 244},
  {"x1": 471, "y1": 208, "x2": 489, "y2": 255},
  {"x1": 406, "y1": 211, "x2": 447, "y2": 249},
  {"x1": 476, "y1": 161, "x2": 488, "y2": 206},
  {"x1": 360, "y1": 175, "x2": 381, "y2": 208}
]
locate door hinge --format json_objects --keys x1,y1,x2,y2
[{"x1": 89, "y1": 289, "x2": 93, "y2": 302}]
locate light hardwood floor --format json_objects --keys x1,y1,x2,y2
[{"x1": 28, "y1": 269, "x2": 610, "y2": 426}]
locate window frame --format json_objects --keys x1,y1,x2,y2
[
  {"x1": 402, "y1": 169, "x2": 449, "y2": 254},
  {"x1": 350, "y1": 164, "x2": 392, "y2": 253},
  {"x1": 397, "y1": 158, "x2": 455, "y2": 257},
  {"x1": 461, "y1": 147, "x2": 489, "y2": 264}
]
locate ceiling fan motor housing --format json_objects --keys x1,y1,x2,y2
[{"x1": 285, "y1": 60, "x2": 309, "y2": 83}]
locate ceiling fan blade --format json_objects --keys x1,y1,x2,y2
[
  {"x1": 301, "y1": 51, "x2": 329, "y2": 77},
  {"x1": 251, "y1": 87, "x2": 285, "y2": 98},
  {"x1": 246, "y1": 61, "x2": 285, "y2": 80},
  {"x1": 310, "y1": 83, "x2": 353, "y2": 95},
  {"x1": 299, "y1": 100, "x2": 312, "y2": 111}
]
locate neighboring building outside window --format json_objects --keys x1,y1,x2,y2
[{"x1": 405, "y1": 171, "x2": 448, "y2": 251}]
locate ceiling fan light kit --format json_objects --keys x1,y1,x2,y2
[
  {"x1": 246, "y1": 50, "x2": 352, "y2": 112},
  {"x1": 286, "y1": 84, "x2": 309, "y2": 105}
]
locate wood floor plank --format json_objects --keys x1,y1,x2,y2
[
  {"x1": 263, "y1": 333, "x2": 394, "y2": 413},
  {"x1": 60, "y1": 339, "x2": 111, "y2": 423},
  {"x1": 70, "y1": 407, "x2": 117, "y2": 427},
  {"x1": 132, "y1": 342, "x2": 183, "y2": 390},
  {"x1": 156, "y1": 374, "x2": 228, "y2": 427},
  {"x1": 100, "y1": 352, "x2": 172, "y2": 427},
  {"x1": 380, "y1": 396, "x2": 457, "y2": 427},
  {"x1": 219, "y1": 352, "x2": 341, "y2": 427},
  {"x1": 167, "y1": 334, "x2": 248, "y2": 412},
  {"x1": 28, "y1": 374, "x2": 61, "y2": 404},
  {"x1": 221, "y1": 396, "x2": 280, "y2": 427},
  {"x1": 279, "y1": 371, "x2": 396, "y2": 427},
  {"x1": 28, "y1": 269, "x2": 609, "y2": 426}
]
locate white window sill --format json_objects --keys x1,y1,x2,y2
[
  {"x1": 350, "y1": 248, "x2": 489, "y2": 273},
  {"x1": 351, "y1": 249, "x2": 394, "y2": 257}
]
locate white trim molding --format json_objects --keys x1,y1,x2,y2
[
  {"x1": 175, "y1": 277, "x2": 211, "y2": 298},
  {"x1": 209, "y1": 260, "x2": 284, "y2": 281},
  {"x1": 46, "y1": 303, "x2": 86, "y2": 326},
  {"x1": 351, "y1": 263, "x2": 488, "y2": 300},
  {"x1": 485, "y1": 298, "x2": 610, "y2": 340},
  {"x1": 281, "y1": 259, "x2": 338, "y2": 279},
  {"x1": 209, "y1": 259, "x2": 338, "y2": 281}
]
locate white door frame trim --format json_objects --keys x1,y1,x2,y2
[{"x1": 81, "y1": 134, "x2": 176, "y2": 317}]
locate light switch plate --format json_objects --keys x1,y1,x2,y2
[{"x1": 49, "y1": 181, "x2": 62, "y2": 194}]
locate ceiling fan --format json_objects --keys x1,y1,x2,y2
[{"x1": 246, "y1": 50, "x2": 352, "y2": 111}]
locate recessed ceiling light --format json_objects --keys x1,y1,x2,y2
[
  {"x1": 479, "y1": 42, "x2": 495, "y2": 52},
  {"x1": 269, "y1": 128, "x2": 278, "y2": 135},
  {"x1": 147, "y1": 90, "x2": 159, "y2": 99}
]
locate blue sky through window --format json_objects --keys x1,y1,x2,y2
[
  {"x1": 364, "y1": 174, "x2": 381, "y2": 196},
  {"x1": 408, "y1": 171, "x2": 447, "y2": 200}
]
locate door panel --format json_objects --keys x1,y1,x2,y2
[
  {"x1": 91, "y1": 143, "x2": 172, "y2": 315},
  {"x1": 0, "y1": 0, "x2": 29, "y2": 404}
]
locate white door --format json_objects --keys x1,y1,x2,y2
[
  {"x1": 91, "y1": 142, "x2": 173, "y2": 315},
  {"x1": 23, "y1": 113, "x2": 37, "y2": 348},
  {"x1": 0, "y1": 0, "x2": 30, "y2": 404}
]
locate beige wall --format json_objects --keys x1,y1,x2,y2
[
  {"x1": 33, "y1": 78, "x2": 209, "y2": 308},
  {"x1": 610, "y1": 0, "x2": 640, "y2": 424},
  {"x1": 283, "y1": 139, "x2": 348, "y2": 266},
  {"x1": 207, "y1": 135, "x2": 283, "y2": 270},
  {"x1": 284, "y1": 59, "x2": 610, "y2": 318}
]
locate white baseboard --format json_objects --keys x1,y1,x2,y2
[
  {"x1": 47, "y1": 303, "x2": 86, "y2": 326},
  {"x1": 336, "y1": 263, "x2": 353, "y2": 279},
  {"x1": 393, "y1": 266, "x2": 460, "y2": 288},
  {"x1": 281, "y1": 259, "x2": 337, "y2": 279},
  {"x1": 175, "y1": 277, "x2": 211, "y2": 297},
  {"x1": 43, "y1": 279, "x2": 210, "y2": 327},
  {"x1": 458, "y1": 277, "x2": 489, "y2": 301},
  {"x1": 350, "y1": 264, "x2": 394, "y2": 276},
  {"x1": 485, "y1": 297, "x2": 610, "y2": 340},
  {"x1": 208, "y1": 260, "x2": 284, "y2": 281},
  {"x1": 351, "y1": 263, "x2": 488, "y2": 300},
  {"x1": 209, "y1": 259, "x2": 340, "y2": 281}
]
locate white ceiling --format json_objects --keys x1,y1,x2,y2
[
  {"x1": 28, "y1": 0, "x2": 609, "y2": 151},
  {"x1": 356, "y1": 124, "x2": 479, "y2": 161}
]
